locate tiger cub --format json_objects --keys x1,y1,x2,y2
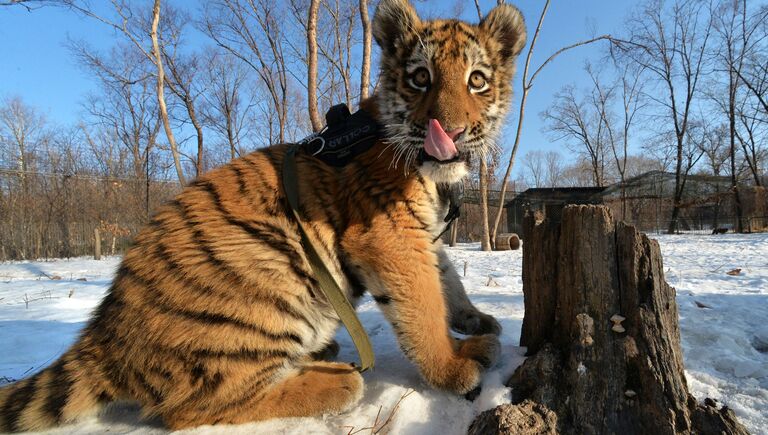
[{"x1": 0, "y1": 0, "x2": 526, "y2": 431}]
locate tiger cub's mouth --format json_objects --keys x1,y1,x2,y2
[
  {"x1": 418, "y1": 118, "x2": 471, "y2": 166},
  {"x1": 416, "y1": 119, "x2": 471, "y2": 183},
  {"x1": 419, "y1": 150, "x2": 471, "y2": 165}
]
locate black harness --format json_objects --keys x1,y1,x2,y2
[
  {"x1": 298, "y1": 103, "x2": 463, "y2": 238},
  {"x1": 299, "y1": 104, "x2": 383, "y2": 167}
]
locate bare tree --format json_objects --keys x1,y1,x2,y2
[
  {"x1": 0, "y1": 95, "x2": 179, "y2": 259},
  {"x1": 204, "y1": 0, "x2": 291, "y2": 144},
  {"x1": 736, "y1": 49, "x2": 768, "y2": 116},
  {"x1": 287, "y1": 0, "x2": 361, "y2": 123},
  {"x1": 158, "y1": 6, "x2": 206, "y2": 177},
  {"x1": 542, "y1": 84, "x2": 608, "y2": 187},
  {"x1": 54, "y1": 0, "x2": 188, "y2": 185},
  {"x1": 734, "y1": 22, "x2": 768, "y2": 186},
  {"x1": 544, "y1": 150, "x2": 564, "y2": 187},
  {"x1": 732, "y1": 4, "x2": 768, "y2": 119},
  {"x1": 0, "y1": 0, "x2": 56, "y2": 9},
  {"x1": 559, "y1": 158, "x2": 599, "y2": 187},
  {"x1": 359, "y1": 0, "x2": 372, "y2": 102},
  {"x1": 70, "y1": 42, "x2": 161, "y2": 181},
  {"x1": 474, "y1": 160, "x2": 491, "y2": 250},
  {"x1": 589, "y1": 63, "x2": 645, "y2": 219},
  {"x1": 641, "y1": 119, "x2": 706, "y2": 218},
  {"x1": 613, "y1": 0, "x2": 712, "y2": 234},
  {"x1": 0, "y1": 97, "x2": 48, "y2": 185},
  {"x1": 700, "y1": 125, "x2": 729, "y2": 172},
  {"x1": 710, "y1": 0, "x2": 747, "y2": 229},
  {"x1": 697, "y1": 122, "x2": 729, "y2": 226},
  {"x1": 735, "y1": 99, "x2": 766, "y2": 186},
  {"x1": 489, "y1": 0, "x2": 612, "y2": 247},
  {"x1": 473, "y1": 0, "x2": 492, "y2": 250},
  {"x1": 467, "y1": 0, "x2": 489, "y2": 249},
  {"x1": 203, "y1": 51, "x2": 256, "y2": 161},
  {"x1": 322, "y1": 0, "x2": 356, "y2": 109},
  {"x1": 307, "y1": 0, "x2": 323, "y2": 132},
  {"x1": 522, "y1": 151, "x2": 546, "y2": 188},
  {"x1": 712, "y1": 0, "x2": 768, "y2": 189},
  {"x1": 149, "y1": 0, "x2": 185, "y2": 184}
]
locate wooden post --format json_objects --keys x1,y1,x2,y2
[
  {"x1": 94, "y1": 228, "x2": 101, "y2": 260},
  {"x1": 469, "y1": 205, "x2": 747, "y2": 435}
]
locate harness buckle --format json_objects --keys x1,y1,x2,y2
[{"x1": 299, "y1": 127, "x2": 328, "y2": 156}]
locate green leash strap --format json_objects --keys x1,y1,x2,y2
[{"x1": 281, "y1": 144, "x2": 375, "y2": 372}]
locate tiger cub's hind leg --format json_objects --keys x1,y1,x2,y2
[
  {"x1": 163, "y1": 361, "x2": 363, "y2": 430},
  {"x1": 251, "y1": 361, "x2": 363, "y2": 420}
]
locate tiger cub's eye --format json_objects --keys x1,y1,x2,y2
[
  {"x1": 469, "y1": 71, "x2": 488, "y2": 91},
  {"x1": 410, "y1": 67, "x2": 431, "y2": 89}
]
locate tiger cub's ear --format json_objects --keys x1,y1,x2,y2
[
  {"x1": 481, "y1": 4, "x2": 527, "y2": 61},
  {"x1": 372, "y1": 0, "x2": 421, "y2": 55}
]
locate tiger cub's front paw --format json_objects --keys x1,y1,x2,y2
[
  {"x1": 456, "y1": 333, "x2": 501, "y2": 369},
  {"x1": 451, "y1": 310, "x2": 502, "y2": 336},
  {"x1": 432, "y1": 334, "x2": 501, "y2": 395}
]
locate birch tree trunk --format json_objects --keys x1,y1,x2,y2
[
  {"x1": 479, "y1": 159, "x2": 492, "y2": 251},
  {"x1": 151, "y1": 0, "x2": 186, "y2": 185},
  {"x1": 359, "y1": 0, "x2": 371, "y2": 102},
  {"x1": 307, "y1": 0, "x2": 323, "y2": 132}
]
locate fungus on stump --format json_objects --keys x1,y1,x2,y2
[{"x1": 469, "y1": 205, "x2": 747, "y2": 435}]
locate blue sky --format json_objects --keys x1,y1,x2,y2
[{"x1": 0, "y1": 1, "x2": 634, "y2": 177}]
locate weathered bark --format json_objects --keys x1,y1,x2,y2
[{"x1": 471, "y1": 205, "x2": 748, "y2": 435}]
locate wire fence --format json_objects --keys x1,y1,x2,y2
[
  {"x1": 0, "y1": 170, "x2": 180, "y2": 261},
  {"x1": 630, "y1": 216, "x2": 768, "y2": 235}
]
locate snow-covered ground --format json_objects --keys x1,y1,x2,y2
[{"x1": 0, "y1": 233, "x2": 766, "y2": 434}]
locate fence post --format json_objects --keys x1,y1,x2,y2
[{"x1": 94, "y1": 228, "x2": 101, "y2": 260}]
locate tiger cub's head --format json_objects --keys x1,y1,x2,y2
[{"x1": 372, "y1": 0, "x2": 526, "y2": 184}]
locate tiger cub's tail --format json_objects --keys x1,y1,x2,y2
[{"x1": 0, "y1": 343, "x2": 115, "y2": 433}]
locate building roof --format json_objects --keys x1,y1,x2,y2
[{"x1": 600, "y1": 170, "x2": 732, "y2": 196}]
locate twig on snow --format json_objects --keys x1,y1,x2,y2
[{"x1": 343, "y1": 389, "x2": 415, "y2": 435}]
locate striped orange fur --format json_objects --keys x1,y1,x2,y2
[{"x1": 0, "y1": 0, "x2": 526, "y2": 431}]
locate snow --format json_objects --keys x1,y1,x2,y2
[
  {"x1": 0, "y1": 233, "x2": 766, "y2": 434},
  {"x1": 658, "y1": 234, "x2": 768, "y2": 433}
]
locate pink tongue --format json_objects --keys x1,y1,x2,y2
[{"x1": 424, "y1": 119, "x2": 458, "y2": 161}]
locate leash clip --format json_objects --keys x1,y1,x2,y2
[{"x1": 299, "y1": 127, "x2": 328, "y2": 156}]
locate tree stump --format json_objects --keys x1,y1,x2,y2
[{"x1": 469, "y1": 205, "x2": 748, "y2": 435}]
